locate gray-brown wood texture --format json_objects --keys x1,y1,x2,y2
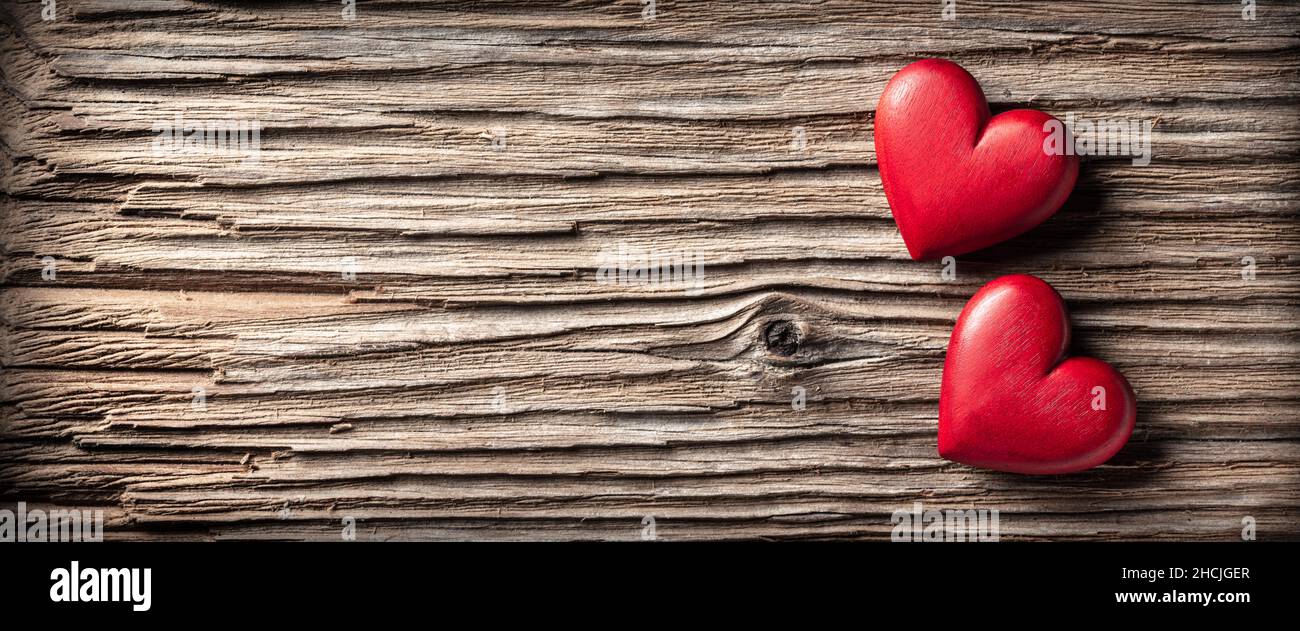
[{"x1": 1, "y1": 0, "x2": 1297, "y2": 540}]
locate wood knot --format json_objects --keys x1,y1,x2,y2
[{"x1": 762, "y1": 320, "x2": 803, "y2": 357}]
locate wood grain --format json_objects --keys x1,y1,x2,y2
[{"x1": 1, "y1": 0, "x2": 1297, "y2": 540}]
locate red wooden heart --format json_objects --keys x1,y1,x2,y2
[
  {"x1": 875, "y1": 59, "x2": 1079, "y2": 260},
  {"x1": 939, "y1": 275, "x2": 1136, "y2": 474}
]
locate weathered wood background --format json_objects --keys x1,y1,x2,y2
[{"x1": 1, "y1": 0, "x2": 1297, "y2": 540}]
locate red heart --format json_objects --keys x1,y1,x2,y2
[
  {"x1": 875, "y1": 59, "x2": 1079, "y2": 260},
  {"x1": 939, "y1": 275, "x2": 1136, "y2": 474}
]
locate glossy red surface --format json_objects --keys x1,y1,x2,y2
[
  {"x1": 939, "y1": 275, "x2": 1137, "y2": 474},
  {"x1": 875, "y1": 59, "x2": 1079, "y2": 260}
]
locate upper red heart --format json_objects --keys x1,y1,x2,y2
[
  {"x1": 874, "y1": 59, "x2": 1079, "y2": 260},
  {"x1": 939, "y1": 275, "x2": 1136, "y2": 474}
]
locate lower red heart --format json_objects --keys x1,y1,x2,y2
[
  {"x1": 875, "y1": 59, "x2": 1079, "y2": 260},
  {"x1": 939, "y1": 275, "x2": 1136, "y2": 474}
]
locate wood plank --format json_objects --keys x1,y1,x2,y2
[{"x1": 1, "y1": 0, "x2": 1297, "y2": 540}]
